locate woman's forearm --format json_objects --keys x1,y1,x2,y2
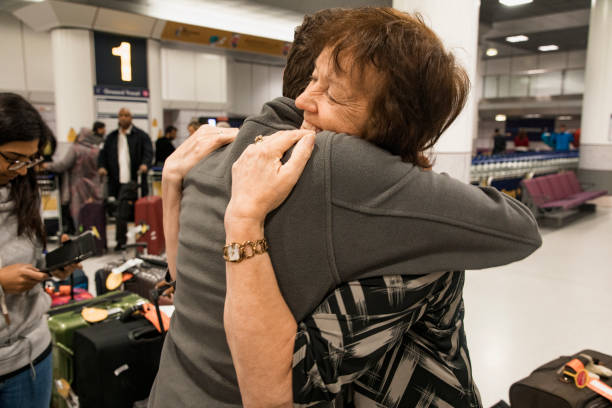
[
  {"x1": 161, "y1": 172, "x2": 182, "y2": 280},
  {"x1": 224, "y1": 220, "x2": 296, "y2": 408}
]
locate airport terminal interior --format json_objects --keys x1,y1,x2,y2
[{"x1": 1, "y1": 0, "x2": 611, "y2": 407}]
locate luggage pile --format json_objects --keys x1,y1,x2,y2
[{"x1": 48, "y1": 288, "x2": 171, "y2": 408}]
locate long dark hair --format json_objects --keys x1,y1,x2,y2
[{"x1": 0, "y1": 93, "x2": 52, "y2": 245}]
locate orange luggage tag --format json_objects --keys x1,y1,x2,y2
[
  {"x1": 563, "y1": 358, "x2": 612, "y2": 401},
  {"x1": 81, "y1": 307, "x2": 109, "y2": 323},
  {"x1": 142, "y1": 303, "x2": 170, "y2": 333}
]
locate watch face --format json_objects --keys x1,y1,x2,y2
[{"x1": 227, "y1": 243, "x2": 241, "y2": 262}]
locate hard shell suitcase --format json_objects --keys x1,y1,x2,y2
[
  {"x1": 510, "y1": 349, "x2": 612, "y2": 408},
  {"x1": 46, "y1": 269, "x2": 93, "y2": 307},
  {"x1": 134, "y1": 195, "x2": 165, "y2": 255},
  {"x1": 50, "y1": 268, "x2": 89, "y2": 291},
  {"x1": 48, "y1": 291, "x2": 147, "y2": 408},
  {"x1": 78, "y1": 201, "x2": 107, "y2": 255},
  {"x1": 72, "y1": 317, "x2": 165, "y2": 408}
]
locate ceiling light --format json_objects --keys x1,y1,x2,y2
[
  {"x1": 506, "y1": 35, "x2": 529, "y2": 43},
  {"x1": 525, "y1": 114, "x2": 541, "y2": 118},
  {"x1": 526, "y1": 69, "x2": 546, "y2": 75},
  {"x1": 499, "y1": 0, "x2": 533, "y2": 6},
  {"x1": 495, "y1": 114, "x2": 507, "y2": 122},
  {"x1": 486, "y1": 48, "x2": 498, "y2": 57},
  {"x1": 558, "y1": 116, "x2": 572, "y2": 120},
  {"x1": 538, "y1": 44, "x2": 559, "y2": 52}
]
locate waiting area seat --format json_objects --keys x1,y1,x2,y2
[{"x1": 521, "y1": 171, "x2": 608, "y2": 227}]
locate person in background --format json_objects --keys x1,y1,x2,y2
[
  {"x1": 0, "y1": 92, "x2": 79, "y2": 408},
  {"x1": 97, "y1": 107, "x2": 152, "y2": 250},
  {"x1": 92, "y1": 121, "x2": 106, "y2": 140},
  {"x1": 542, "y1": 124, "x2": 574, "y2": 151},
  {"x1": 187, "y1": 120, "x2": 199, "y2": 137},
  {"x1": 42, "y1": 127, "x2": 103, "y2": 230},
  {"x1": 572, "y1": 128, "x2": 580, "y2": 148},
  {"x1": 492, "y1": 128, "x2": 506, "y2": 155},
  {"x1": 216, "y1": 121, "x2": 231, "y2": 129},
  {"x1": 155, "y1": 125, "x2": 177, "y2": 166},
  {"x1": 514, "y1": 130, "x2": 530, "y2": 152}
]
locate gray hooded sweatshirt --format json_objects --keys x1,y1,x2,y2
[
  {"x1": 0, "y1": 185, "x2": 51, "y2": 377},
  {"x1": 148, "y1": 97, "x2": 542, "y2": 407}
]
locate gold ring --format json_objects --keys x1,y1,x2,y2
[{"x1": 254, "y1": 135, "x2": 264, "y2": 144}]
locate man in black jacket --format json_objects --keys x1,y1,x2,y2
[
  {"x1": 155, "y1": 125, "x2": 176, "y2": 166},
  {"x1": 98, "y1": 107, "x2": 153, "y2": 250}
]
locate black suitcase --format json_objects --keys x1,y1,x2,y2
[
  {"x1": 510, "y1": 350, "x2": 612, "y2": 408},
  {"x1": 78, "y1": 201, "x2": 107, "y2": 255},
  {"x1": 72, "y1": 316, "x2": 165, "y2": 408}
]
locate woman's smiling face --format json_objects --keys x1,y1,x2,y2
[{"x1": 295, "y1": 47, "x2": 378, "y2": 137}]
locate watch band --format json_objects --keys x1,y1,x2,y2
[{"x1": 223, "y1": 238, "x2": 269, "y2": 263}]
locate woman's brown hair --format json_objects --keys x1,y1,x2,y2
[
  {"x1": 0, "y1": 93, "x2": 51, "y2": 246},
  {"x1": 319, "y1": 7, "x2": 470, "y2": 167}
]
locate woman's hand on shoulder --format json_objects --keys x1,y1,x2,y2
[
  {"x1": 225, "y1": 129, "x2": 315, "y2": 228},
  {"x1": 0, "y1": 264, "x2": 47, "y2": 294},
  {"x1": 162, "y1": 125, "x2": 238, "y2": 184}
]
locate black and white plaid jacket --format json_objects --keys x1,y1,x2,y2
[{"x1": 292, "y1": 271, "x2": 482, "y2": 408}]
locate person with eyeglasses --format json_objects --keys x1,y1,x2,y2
[{"x1": 0, "y1": 92, "x2": 79, "y2": 408}]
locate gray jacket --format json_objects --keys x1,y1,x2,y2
[
  {"x1": 148, "y1": 97, "x2": 541, "y2": 407},
  {"x1": 0, "y1": 185, "x2": 51, "y2": 377}
]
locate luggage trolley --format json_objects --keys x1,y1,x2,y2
[
  {"x1": 38, "y1": 172, "x2": 63, "y2": 239},
  {"x1": 148, "y1": 166, "x2": 163, "y2": 197}
]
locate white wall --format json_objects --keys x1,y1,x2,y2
[
  {"x1": 228, "y1": 60, "x2": 283, "y2": 116},
  {"x1": 161, "y1": 47, "x2": 229, "y2": 109},
  {"x1": 0, "y1": 12, "x2": 54, "y2": 101}
]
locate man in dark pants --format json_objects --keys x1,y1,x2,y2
[{"x1": 98, "y1": 108, "x2": 153, "y2": 250}]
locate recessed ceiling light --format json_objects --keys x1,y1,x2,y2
[
  {"x1": 558, "y1": 115, "x2": 573, "y2": 120},
  {"x1": 499, "y1": 0, "x2": 533, "y2": 6},
  {"x1": 526, "y1": 69, "x2": 546, "y2": 75},
  {"x1": 525, "y1": 114, "x2": 541, "y2": 118},
  {"x1": 538, "y1": 44, "x2": 559, "y2": 52},
  {"x1": 486, "y1": 48, "x2": 499, "y2": 57},
  {"x1": 506, "y1": 35, "x2": 529, "y2": 43},
  {"x1": 495, "y1": 114, "x2": 507, "y2": 122}
]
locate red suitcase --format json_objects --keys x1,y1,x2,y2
[{"x1": 134, "y1": 196, "x2": 164, "y2": 255}]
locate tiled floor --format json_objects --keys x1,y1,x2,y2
[
  {"x1": 464, "y1": 196, "x2": 612, "y2": 406},
  {"x1": 74, "y1": 198, "x2": 612, "y2": 407}
]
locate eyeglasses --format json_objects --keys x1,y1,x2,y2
[{"x1": 0, "y1": 151, "x2": 44, "y2": 171}]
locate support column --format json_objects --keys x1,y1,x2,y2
[
  {"x1": 393, "y1": 0, "x2": 480, "y2": 182},
  {"x1": 578, "y1": 0, "x2": 612, "y2": 192},
  {"x1": 51, "y1": 28, "x2": 95, "y2": 142},
  {"x1": 147, "y1": 39, "x2": 163, "y2": 143}
]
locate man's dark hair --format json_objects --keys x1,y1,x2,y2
[
  {"x1": 283, "y1": 9, "x2": 346, "y2": 99},
  {"x1": 165, "y1": 125, "x2": 177, "y2": 135},
  {"x1": 318, "y1": 8, "x2": 470, "y2": 167},
  {"x1": 0, "y1": 92, "x2": 51, "y2": 245},
  {"x1": 93, "y1": 121, "x2": 105, "y2": 133}
]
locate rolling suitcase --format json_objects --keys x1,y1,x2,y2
[
  {"x1": 78, "y1": 201, "x2": 107, "y2": 255},
  {"x1": 72, "y1": 317, "x2": 165, "y2": 408},
  {"x1": 134, "y1": 195, "x2": 165, "y2": 255},
  {"x1": 510, "y1": 349, "x2": 612, "y2": 408},
  {"x1": 72, "y1": 284, "x2": 171, "y2": 408},
  {"x1": 47, "y1": 291, "x2": 147, "y2": 408},
  {"x1": 95, "y1": 259, "x2": 171, "y2": 304}
]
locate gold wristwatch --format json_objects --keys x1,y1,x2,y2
[{"x1": 223, "y1": 238, "x2": 269, "y2": 263}]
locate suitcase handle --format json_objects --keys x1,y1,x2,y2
[
  {"x1": 54, "y1": 342, "x2": 75, "y2": 384},
  {"x1": 129, "y1": 325, "x2": 162, "y2": 342}
]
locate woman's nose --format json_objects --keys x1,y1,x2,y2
[
  {"x1": 295, "y1": 86, "x2": 317, "y2": 113},
  {"x1": 16, "y1": 165, "x2": 28, "y2": 176}
]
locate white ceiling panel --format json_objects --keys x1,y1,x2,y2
[{"x1": 94, "y1": 7, "x2": 156, "y2": 38}]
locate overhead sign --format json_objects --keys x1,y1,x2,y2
[
  {"x1": 161, "y1": 21, "x2": 291, "y2": 57},
  {"x1": 94, "y1": 32, "x2": 147, "y2": 89}
]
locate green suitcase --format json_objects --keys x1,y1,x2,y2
[{"x1": 48, "y1": 291, "x2": 146, "y2": 408}]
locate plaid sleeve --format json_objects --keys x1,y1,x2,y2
[{"x1": 292, "y1": 272, "x2": 447, "y2": 405}]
